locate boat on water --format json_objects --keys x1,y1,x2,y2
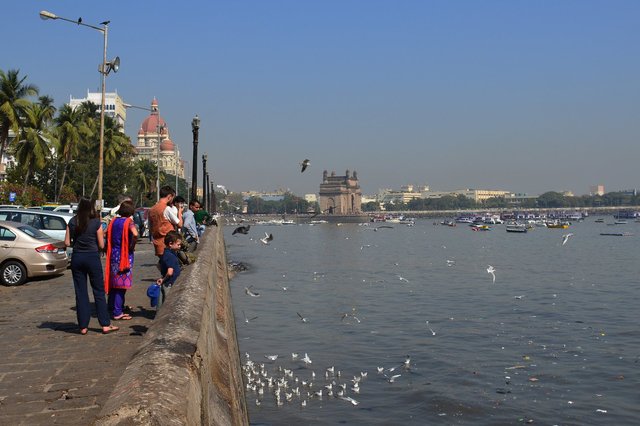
[
  {"x1": 455, "y1": 216, "x2": 474, "y2": 224},
  {"x1": 470, "y1": 224, "x2": 491, "y2": 231},
  {"x1": 595, "y1": 218, "x2": 605, "y2": 223},
  {"x1": 600, "y1": 232, "x2": 634, "y2": 237},
  {"x1": 440, "y1": 220, "x2": 456, "y2": 227},
  {"x1": 614, "y1": 220, "x2": 628, "y2": 225},
  {"x1": 546, "y1": 220, "x2": 570, "y2": 229},
  {"x1": 506, "y1": 223, "x2": 527, "y2": 233},
  {"x1": 613, "y1": 210, "x2": 640, "y2": 220}
]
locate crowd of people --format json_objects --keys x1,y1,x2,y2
[{"x1": 63, "y1": 186, "x2": 215, "y2": 335}]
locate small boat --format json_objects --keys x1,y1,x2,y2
[
  {"x1": 440, "y1": 220, "x2": 456, "y2": 227},
  {"x1": 600, "y1": 232, "x2": 634, "y2": 237},
  {"x1": 470, "y1": 224, "x2": 491, "y2": 231},
  {"x1": 595, "y1": 218, "x2": 604, "y2": 223},
  {"x1": 506, "y1": 223, "x2": 527, "y2": 233},
  {"x1": 614, "y1": 220, "x2": 627, "y2": 225},
  {"x1": 546, "y1": 221, "x2": 570, "y2": 229}
]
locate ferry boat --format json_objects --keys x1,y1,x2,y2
[
  {"x1": 613, "y1": 210, "x2": 640, "y2": 220},
  {"x1": 506, "y1": 223, "x2": 527, "y2": 233},
  {"x1": 546, "y1": 220, "x2": 570, "y2": 229},
  {"x1": 455, "y1": 216, "x2": 474, "y2": 224}
]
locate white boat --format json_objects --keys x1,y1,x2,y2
[{"x1": 506, "y1": 223, "x2": 527, "y2": 233}]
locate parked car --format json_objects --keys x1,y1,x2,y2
[
  {"x1": 0, "y1": 221, "x2": 68, "y2": 286},
  {"x1": 53, "y1": 204, "x2": 78, "y2": 214},
  {"x1": 0, "y1": 209, "x2": 73, "y2": 241}
]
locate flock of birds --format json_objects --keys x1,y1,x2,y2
[{"x1": 242, "y1": 352, "x2": 413, "y2": 409}]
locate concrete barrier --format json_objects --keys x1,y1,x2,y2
[{"x1": 95, "y1": 226, "x2": 248, "y2": 425}]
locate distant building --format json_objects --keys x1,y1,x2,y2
[
  {"x1": 69, "y1": 90, "x2": 127, "y2": 128},
  {"x1": 420, "y1": 188, "x2": 511, "y2": 203},
  {"x1": 241, "y1": 190, "x2": 286, "y2": 202},
  {"x1": 378, "y1": 184, "x2": 428, "y2": 204},
  {"x1": 319, "y1": 170, "x2": 362, "y2": 214},
  {"x1": 304, "y1": 194, "x2": 317, "y2": 203},
  {"x1": 589, "y1": 184, "x2": 605, "y2": 196},
  {"x1": 134, "y1": 98, "x2": 184, "y2": 178}
]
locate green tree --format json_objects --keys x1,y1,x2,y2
[
  {"x1": 54, "y1": 104, "x2": 92, "y2": 201},
  {"x1": 0, "y1": 69, "x2": 39, "y2": 161},
  {"x1": 13, "y1": 103, "x2": 56, "y2": 188}
]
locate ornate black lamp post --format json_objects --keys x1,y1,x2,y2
[{"x1": 190, "y1": 115, "x2": 200, "y2": 202}]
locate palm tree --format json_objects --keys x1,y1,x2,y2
[
  {"x1": 0, "y1": 69, "x2": 39, "y2": 161},
  {"x1": 55, "y1": 104, "x2": 92, "y2": 201},
  {"x1": 132, "y1": 159, "x2": 156, "y2": 205},
  {"x1": 13, "y1": 103, "x2": 56, "y2": 188}
]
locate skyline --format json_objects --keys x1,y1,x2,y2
[{"x1": 3, "y1": 1, "x2": 639, "y2": 196}]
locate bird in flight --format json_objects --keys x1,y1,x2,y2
[
  {"x1": 487, "y1": 265, "x2": 496, "y2": 283},
  {"x1": 260, "y1": 232, "x2": 274, "y2": 245},
  {"x1": 562, "y1": 233, "x2": 574, "y2": 246},
  {"x1": 242, "y1": 310, "x2": 258, "y2": 323},
  {"x1": 232, "y1": 225, "x2": 250, "y2": 235},
  {"x1": 300, "y1": 159, "x2": 310, "y2": 173},
  {"x1": 244, "y1": 286, "x2": 260, "y2": 297},
  {"x1": 297, "y1": 312, "x2": 308, "y2": 323}
]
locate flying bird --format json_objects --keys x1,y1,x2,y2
[
  {"x1": 562, "y1": 233, "x2": 574, "y2": 246},
  {"x1": 232, "y1": 225, "x2": 251, "y2": 235},
  {"x1": 264, "y1": 354, "x2": 279, "y2": 361},
  {"x1": 242, "y1": 310, "x2": 258, "y2": 323},
  {"x1": 302, "y1": 353, "x2": 313, "y2": 364},
  {"x1": 297, "y1": 312, "x2": 308, "y2": 323},
  {"x1": 244, "y1": 286, "x2": 260, "y2": 297},
  {"x1": 300, "y1": 159, "x2": 310, "y2": 173},
  {"x1": 487, "y1": 265, "x2": 496, "y2": 283},
  {"x1": 260, "y1": 232, "x2": 274, "y2": 245}
]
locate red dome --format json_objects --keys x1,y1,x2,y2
[
  {"x1": 160, "y1": 138, "x2": 175, "y2": 151},
  {"x1": 140, "y1": 114, "x2": 167, "y2": 134}
]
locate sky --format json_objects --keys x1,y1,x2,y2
[{"x1": 3, "y1": 1, "x2": 639, "y2": 196}]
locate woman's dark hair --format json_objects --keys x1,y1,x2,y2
[
  {"x1": 117, "y1": 200, "x2": 135, "y2": 218},
  {"x1": 75, "y1": 198, "x2": 98, "y2": 235}
]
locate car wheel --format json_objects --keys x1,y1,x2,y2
[{"x1": 1, "y1": 261, "x2": 27, "y2": 286}]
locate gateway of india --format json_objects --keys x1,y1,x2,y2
[{"x1": 318, "y1": 169, "x2": 366, "y2": 220}]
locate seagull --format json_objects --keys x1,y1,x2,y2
[
  {"x1": 232, "y1": 225, "x2": 251, "y2": 235},
  {"x1": 446, "y1": 259, "x2": 455, "y2": 266},
  {"x1": 397, "y1": 275, "x2": 410, "y2": 283},
  {"x1": 487, "y1": 265, "x2": 496, "y2": 283},
  {"x1": 562, "y1": 233, "x2": 574, "y2": 246},
  {"x1": 302, "y1": 353, "x2": 312, "y2": 364},
  {"x1": 426, "y1": 320, "x2": 436, "y2": 336},
  {"x1": 377, "y1": 367, "x2": 385, "y2": 374},
  {"x1": 243, "y1": 310, "x2": 258, "y2": 323},
  {"x1": 387, "y1": 374, "x2": 402, "y2": 383},
  {"x1": 340, "y1": 396, "x2": 359, "y2": 406},
  {"x1": 297, "y1": 312, "x2": 308, "y2": 323},
  {"x1": 300, "y1": 159, "x2": 310, "y2": 173},
  {"x1": 291, "y1": 352, "x2": 299, "y2": 360},
  {"x1": 260, "y1": 232, "x2": 274, "y2": 245},
  {"x1": 264, "y1": 354, "x2": 279, "y2": 361},
  {"x1": 244, "y1": 286, "x2": 260, "y2": 297}
]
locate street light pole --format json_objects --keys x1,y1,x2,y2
[
  {"x1": 191, "y1": 115, "x2": 200, "y2": 202},
  {"x1": 202, "y1": 153, "x2": 207, "y2": 205},
  {"x1": 40, "y1": 10, "x2": 119, "y2": 211}
]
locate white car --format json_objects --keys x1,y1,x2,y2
[{"x1": 0, "y1": 209, "x2": 73, "y2": 242}]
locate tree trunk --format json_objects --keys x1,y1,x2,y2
[
  {"x1": 57, "y1": 164, "x2": 68, "y2": 203},
  {"x1": 90, "y1": 174, "x2": 98, "y2": 198},
  {"x1": 23, "y1": 167, "x2": 31, "y2": 190}
]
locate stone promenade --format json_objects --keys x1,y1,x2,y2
[{"x1": 0, "y1": 239, "x2": 164, "y2": 425}]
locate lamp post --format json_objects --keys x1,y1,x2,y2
[
  {"x1": 40, "y1": 10, "x2": 119, "y2": 211},
  {"x1": 202, "y1": 153, "x2": 207, "y2": 204},
  {"x1": 191, "y1": 115, "x2": 200, "y2": 202}
]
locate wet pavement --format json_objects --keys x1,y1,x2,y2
[{"x1": 0, "y1": 240, "x2": 161, "y2": 425}]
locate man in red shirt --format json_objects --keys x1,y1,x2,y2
[{"x1": 149, "y1": 186, "x2": 177, "y2": 257}]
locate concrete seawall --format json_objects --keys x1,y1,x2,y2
[{"x1": 95, "y1": 226, "x2": 248, "y2": 425}]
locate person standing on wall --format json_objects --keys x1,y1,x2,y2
[{"x1": 64, "y1": 198, "x2": 119, "y2": 335}]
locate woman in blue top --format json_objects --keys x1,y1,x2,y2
[{"x1": 64, "y1": 198, "x2": 119, "y2": 335}]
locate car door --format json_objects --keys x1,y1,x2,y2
[{"x1": 0, "y1": 226, "x2": 17, "y2": 258}]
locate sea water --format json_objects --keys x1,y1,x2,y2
[{"x1": 226, "y1": 219, "x2": 639, "y2": 425}]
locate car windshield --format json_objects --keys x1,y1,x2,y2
[{"x1": 18, "y1": 224, "x2": 51, "y2": 240}]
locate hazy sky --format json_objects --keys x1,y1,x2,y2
[{"x1": 3, "y1": 1, "x2": 639, "y2": 196}]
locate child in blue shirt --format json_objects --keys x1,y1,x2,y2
[{"x1": 156, "y1": 230, "x2": 183, "y2": 310}]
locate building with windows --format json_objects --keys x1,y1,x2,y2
[
  {"x1": 69, "y1": 90, "x2": 127, "y2": 128},
  {"x1": 134, "y1": 99, "x2": 184, "y2": 178}
]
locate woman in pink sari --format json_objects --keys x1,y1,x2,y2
[{"x1": 105, "y1": 200, "x2": 139, "y2": 320}]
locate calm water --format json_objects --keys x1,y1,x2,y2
[{"x1": 226, "y1": 219, "x2": 639, "y2": 425}]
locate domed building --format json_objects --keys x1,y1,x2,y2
[{"x1": 135, "y1": 98, "x2": 184, "y2": 178}]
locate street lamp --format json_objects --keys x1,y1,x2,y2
[
  {"x1": 191, "y1": 115, "x2": 200, "y2": 202},
  {"x1": 202, "y1": 153, "x2": 207, "y2": 205},
  {"x1": 40, "y1": 10, "x2": 119, "y2": 211}
]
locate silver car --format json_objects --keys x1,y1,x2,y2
[
  {"x1": 0, "y1": 209, "x2": 73, "y2": 241},
  {"x1": 0, "y1": 221, "x2": 68, "y2": 286}
]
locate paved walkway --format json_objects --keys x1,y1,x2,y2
[{"x1": 0, "y1": 240, "x2": 163, "y2": 425}]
